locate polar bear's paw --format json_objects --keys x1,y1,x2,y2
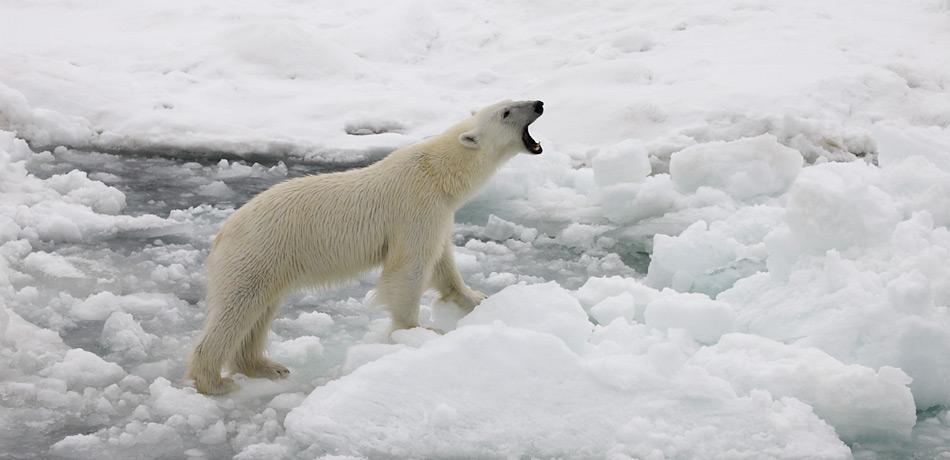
[
  {"x1": 445, "y1": 288, "x2": 487, "y2": 312},
  {"x1": 465, "y1": 289, "x2": 488, "y2": 307},
  {"x1": 196, "y1": 376, "x2": 239, "y2": 396},
  {"x1": 238, "y1": 359, "x2": 291, "y2": 380}
]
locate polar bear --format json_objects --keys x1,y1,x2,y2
[{"x1": 188, "y1": 100, "x2": 544, "y2": 395}]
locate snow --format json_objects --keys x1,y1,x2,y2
[
  {"x1": 196, "y1": 180, "x2": 234, "y2": 198},
  {"x1": 457, "y1": 282, "x2": 593, "y2": 352},
  {"x1": 784, "y1": 163, "x2": 901, "y2": 253},
  {"x1": 3, "y1": 0, "x2": 950, "y2": 458},
  {"x1": 644, "y1": 291, "x2": 737, "y2": 344},
  {"x1": 43, "y1": 349, "x2": 127, "y2": 389},
  {"x1": 691, "y1": 333, "x2": 916, "y2": 443},
  {"x1": 482, "y1": 214, "x2": 539, "y2": 242},
  {"x1": 71, "y1": 292, "x2": 182, "y2": 322},
  {"x1": 148, "y1": 378, "x2": 221, "y2": 419},
  {"x1": 285, "y1": 324, "x2": 851, "y2": 459},
  {"x1": 100, "y1": 312, "x2": 157, "y2": 363},
  {"x1": 669, "y1": 134, "x2": 803, "y2": 199},
  {"x1": 22, "y1": 251, "x2": 85, "y2": 279},
  {"x1": 589, "y1": 291, "x2": 639, "y2": 325},
  {"x1": 592, "y1": 139, "x2": 652, "y2": 188},
  {"x1": 341, "y1": 343, "x2": 408, "y2": 375},
  {"x1": 269, "y1": 336, "x2": 325, "y2": 366}
]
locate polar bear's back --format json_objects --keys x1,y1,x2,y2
[
  {"x1": 207, "y1": 152, "x2": 444, "y2": 292},
  {"x1": 209, "y1": 168, "x2": 392, "y2": 289}
]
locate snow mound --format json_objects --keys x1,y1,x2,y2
[
  {"x1": 285, "y1": 324, "x2": 850, "y2": 459},
  {"x1": 482, "y1": 214, "x2": 538, "y2": 242},
  {"x1": 148, "y1": 378, "x2": 220, "y2": 419},
  {"x1": 592, "y1": 139, "x2": 652, "y2": 188},
  {"x1": 458, "y1": 282, "x2": 593, "y2": 352},
  {"x1": 100, "y1": 312, "x2": 156, "y2": 362},
  {"x1": 270, "y1": 336, "x2": 325, "y2": 366},
  {"x1": 22, "y1": 251, "x2": 85, "y2": 279},
  {"x1": 646, "y1": 207, "x2": 781, "y2": 294},
  {"x1": 575, "y1": 276, "x2": 661, "y2": 309},
  {"x1": 783, "y1": 162, "x2": 900, "y2": 252},
  {"x1": 644, "y1": 291, "x2": 736, "y2": 344},
  {"x1": 692, "y1": 334, "x2": 916, "y2": 442},
  {"x1": 51, "y1": 422, "x2": 183, "y2": 460},
  {"x1": 43, "y1": 349, "x2": 126, "y2": 389},
  {"x1": 589, "y1": 291, "x2": 639, "y2": 324},
  {"x1": 670, "y1": 134, "x2": 803, "y2": 199},
  {"x1": 71, "y1": 291, "x2": 178, "y2": 322},
  {"x1": 597, "y1": 173, "x2": 680, "y2": 225}
]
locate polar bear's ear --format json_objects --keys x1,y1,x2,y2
[{"x1": 458, "y1": 130, "x2": 479, "y2": 149}]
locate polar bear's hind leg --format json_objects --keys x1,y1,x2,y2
[
  {"x1": 189, "y1": 288, "x2": 286, "y2": 394},
  {"x1": 229, "y1": 299, "x2": 290, "y2": 379}
]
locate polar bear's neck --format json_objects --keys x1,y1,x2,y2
[
  {"x1": 417, "y1": 146, "x2": 500, "y2": 207},
  {"x1": 413, "y1": 127, "x2": 507, "y2": 207}
]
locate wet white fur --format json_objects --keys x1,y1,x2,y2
[{"x1": 187, "y1": 100, "x2": 540, "y2": 395}]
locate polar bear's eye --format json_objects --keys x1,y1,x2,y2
[{"x1": 502, "y1": 110, "x2": 510, "y2": 119}]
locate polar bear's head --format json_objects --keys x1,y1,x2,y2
[{"x1": 458, "y1": 100, "x2": 544, "y2": 157}]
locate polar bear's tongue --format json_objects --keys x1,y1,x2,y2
[{"x1": 522, "y1": 126, "x2": 542, "y2": 154}]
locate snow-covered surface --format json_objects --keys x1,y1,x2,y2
[{"x1": 3, "y1": 0, "x2": 950, "y2": 458}]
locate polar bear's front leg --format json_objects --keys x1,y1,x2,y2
[
  {"x1": 377, "y1": 253, "x2": 434, "y2": 331},
  {"x1": 431, "y1": 240, "x2": 487, "y2": 313}
]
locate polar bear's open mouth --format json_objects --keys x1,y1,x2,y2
[
  {"x1": 522, "y1": 100, "x2": 543, "y2": 154},
  {"x1": 522, "y1": 124, "x2": 542, "y2": 154}
]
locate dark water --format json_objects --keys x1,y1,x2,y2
[{"x1": 28, "y1": 149, "x2": 369, "y2": 216}]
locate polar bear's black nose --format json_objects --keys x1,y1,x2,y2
[{"x1": 533, "y1": 101, "x2": 544, "y2": 114}]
